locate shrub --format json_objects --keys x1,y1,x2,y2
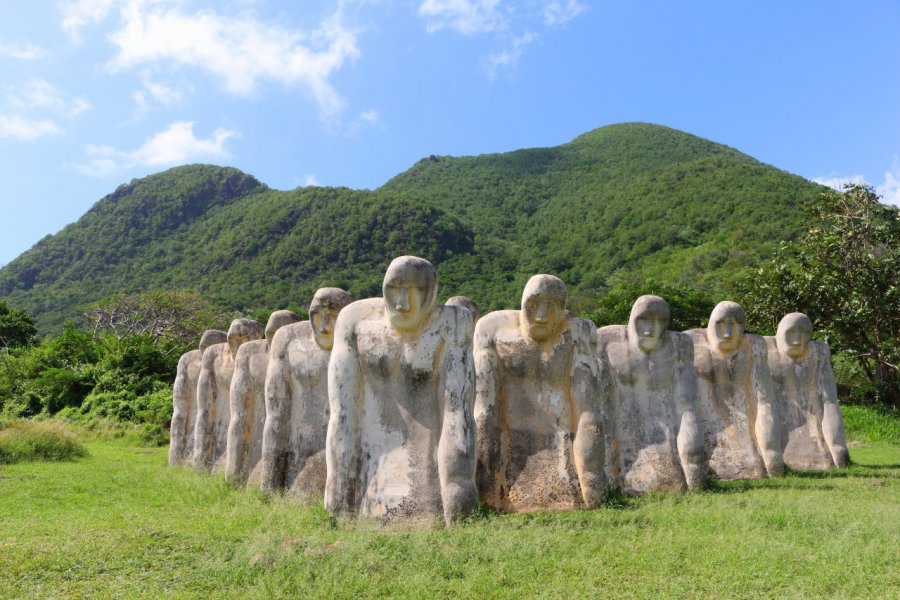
[
  {"x1": 0, "y1": 419, "x2": 87, "y2": 463},
  {"x1": 841, "y1": 404, "x2": 900, "y2": 444}
]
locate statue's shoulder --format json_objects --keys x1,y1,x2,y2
[
  {"x1": 236, "y1": 339, "x2": 267, "y2": 365},
  {"x1": 596, "y1": 324, "x2": 626, "y2": 347},
  {"x1": 810, "y1": 340, "x2": 832, "y2": 361},
  {"x1": 201, "y1": 343, "x2": 227, "y2": 367},
  {"x1": 476, "y1": 310, "x2": 519, "y2": 332},
  {"x1": 686, "y1": 328, "x2": 708, "y2": 347},
  {"x1": 667, "y1": 330, "x2": 694, "y2": 355},
  {"x1": 338, "y1": 298, "x2": 383, "y2": 326},
  {"x1": 271, "y1": 320, "x2": 311, "y2": 351},
  {"x1": 567, "y1": 315, "x2": 597, "y2": 344},
  {"x1": 178, "y1": 349, "x2": 201, "y2": 370}
]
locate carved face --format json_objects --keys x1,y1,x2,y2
[
  {"x1": 628, "y1": 295, "x2": 670, "y2": 354},
  {"x1": 707, "y1": 301, "x2": 745, "y2": 354},
  {"x1": 521, "y1": 275, "x2": 567, "y2": 341},
  {"x1": 383, "y1": 256, "x2": 437, "y2": 333},
  {"x1": 777, "y1": 312, "x2": 813, "y2": 359},
  {"x1": 227, "y1": 319, "x2": 261, "y2": 355},
  {"x1": 308, "y1": 287, "x2": 352, "y2": 351}
]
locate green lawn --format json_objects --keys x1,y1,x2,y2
[{"x1": 1, "y1": 438, "x2": 898, "y2": 599}]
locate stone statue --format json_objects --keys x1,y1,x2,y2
[
  {"x1": 474, "y1": 275, "x2": 606, "y2": 513},
  {"x1": 193, "y1": 318, "x2": 261, "y2": 473},
  {"x1": 325, "y1": 256, "x2": 477, "y2": 525},
  {"x1": 597, "y1": 295, "x2": 705, "y2": 493},
  {"x1": 168, "y1": 329, "x2": 226, "y2": 467},
  {"x1": 445, "y1": 296, "x2": 480, "y2": 324},
  {"x1": 225, "y1": 310, "x2": 302, "y2": 486},
  {"x1": 259, "y1": 288, "x2": 352, "y2": 497},
  {"x1": 766, "y1": 313, "x2": 849, "y2": 470},
  {"x1": 688, "y1": 302, "x2": 783, "y2": 480}
]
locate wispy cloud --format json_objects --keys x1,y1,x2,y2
[
  {"x1": 813, "y1": 162, "x2": 900, "y2": 208},
  {"x1": 542, "y1": 0, "x2": 585, "y2": 26},
  {"x1": 812, "y1": 174, "x2": 866, "y2": 191},
  {"x1": 8, "y1": 78, "x2": 91, "y2": 117},
  {"x1": 0, "y1": 42, "x2": 46, "y2": 60},
  {"x1": 62, "y1": 0, "x2": 117, "y2": 42},
  {"x1": 304, "y1": 174, "x2": 320, "y2": 186},
  {"x1": 132, "y1": 72, "x2": 184, "y2": 119},
  {"x1": 106, "y1": 1, "x2": 360, "y2": 116},
  {"x1": 418, "y1": 0, "x2": 505, "y2": 35},
  {"x1": 0, "y1": 115, "x2": 62, "y2": 140},
  {"x1": 483, "y1": 31, "x2": 535, "y2": 80},
  {"x1": 76, "y1": 121, "x2": 238, "y2": 176}
]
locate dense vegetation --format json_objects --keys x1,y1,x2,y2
[{"x1": 0, "y1": 123, "x2": 820, "y2": 334}]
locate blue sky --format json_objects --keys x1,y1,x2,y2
[{"x1": 1, "y1": 0, "x2": 898, "y2": 267}]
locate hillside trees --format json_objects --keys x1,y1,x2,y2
[
  {"x1": 0, "y1": 301, "x2": 37, "y2": 350},
  {"x1": 742, "y1": 184, "x2": 900, "y2": 406}
]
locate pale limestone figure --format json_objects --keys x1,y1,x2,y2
[
  {"x1": 325, "y1": 256, "x2": 477, "y2": 525},
  {"x1": 766, "y1": 313, "x2": 849, "y2": 470},
  {"x1": 445, "y1": 296, "x2": 480, "y2": 324},
  {"x1": 475, "y1": 275, "x2": 606, "y2": 513},
  {"x1": 193, "y1": 319, "x2": 261, "y2": 473},
  {"x1": 688, "y1": 302, "x2": 783, "y2": 480},
  {"x1": 597, "y1": 295, "x2": 705, "y2": 493},
  {"x1": 225, "y1": 310, "x2": 302, "y2": 486},
  {"x1": 168, "y1": 330, "x2": 226, "y2": 467},
  {"x1": 259, "y1": 288, "x2": 353, "y2": 497}
]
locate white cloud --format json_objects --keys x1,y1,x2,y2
[
  {"x1": 62, "y1": 0, "x2": 118, "y2": 42},
  {"x1": 8, "y1": 78, "x2": 92, "y2": 117},
  {"x1": 107, "y1": 1, "x2": 359, "y2": 116},
  {"x1": 812, "y1": 174, "x2": 866, "y2": 191},
  {"x1": 359, "y1": 108, "x2": 380, "y2": 124},
  {"x1": 132, "y1": 72, "x2": 184, "y2": 119},
  {"x1": 542, "y1": 0, "x2": 585, "y2": 26},
  {"x1": 304, "y1": 174, "x2": 320, "y2": 186},
  {"x1": 418, "y1": 0, "x2": 505, "y2": 35},
  {"x1": 0, "y1": 115, "x2": 62, "y2": 140},
  {"x1": 483, "y1": 31, "x2": 535, "y2": 79},
  {"x1": 0, "y1": 42, "x2": 46, "y2": 60},
  {"x1": 876, "y1": 165, "x2": 900, "y2": 207},
  {"x1": 76, "y1": 121, "x2": 238, "y2": 175}
]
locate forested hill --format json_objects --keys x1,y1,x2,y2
[{"x1": 0, "y1": 123, "x2": 824, "y2": 334}]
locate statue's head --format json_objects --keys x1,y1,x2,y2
[
  {"x1": 776, "y1": 312, "x2": 813, "y2": 360},
  {"x1": 707, "y1": 301, "x2": 745, "y2": 354},
  {"x1": 383, "y1": 256, "x2": 438, "y2": 333},
  {"x1": 227, "y1": 318, "x2": 261, "y2": 355},
  {"x1": 628, "y1": 295, "x2": 670, "y2": 354},
  {"x1": 445, "y1": 295, "x2": 480, "y2": 325},
  {"x1": 520, "y1": 274, "x2": 567, "y2": 342},
  {"x1": 198, "y1": 329, "x2": 227, "y2": 355},
  {"x1": 309, "y1": 287, "x2": 353, "y2": 350},
  {"x1": 265, "y1": 310, "x2": 302, "y2": 344}
]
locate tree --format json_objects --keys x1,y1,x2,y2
[
  {"x1": 0, "y1": 300, "x2": 38, "y2": 350},
  {"x1": 589, "y1": 280, "x2": 716, "y2": 332},
  {"x1": 741, "y1": 184, "x2": 899, "y2": 406}
]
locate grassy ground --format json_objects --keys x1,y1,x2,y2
[{"x1": 0, "y1": 433, "x2": 897, "y2": 598}]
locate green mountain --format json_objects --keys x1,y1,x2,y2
[{"x1": 0, "y1": 123, "x2": 824, "y2": 334}]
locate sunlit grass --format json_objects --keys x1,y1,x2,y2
[{"x1": 0, "y1": 419, "x2": 87, "y2": 464}]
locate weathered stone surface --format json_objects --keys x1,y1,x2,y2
[
  {"x1": 598, "y1": 295, "x2": 705, "y2": 494},
  {"x1": 193, "y1": 319, "x2": 261, "y2": 473},
  {"x1": 259, "y1": 289, "x2": 352, "y2": 497},
  {"x1": 475, "y1": 275, "x2": 606, "y2": 513},
  {"x1": 766, "y1": 313, "x2": 849, "y2": 470},
  {"x1": 168, "y1": 329, "x2": 226, "y2": 467},
  {"x1": 688, "y1": 302, "x2": 783, "y2": 480},
  {"x1": 325, "y1": 256, "x2": 477, "y2": 526},
  {"x1": 225, "y1": 310, "x2": 302, "y2": 486},
  {"x1": 445, "y1": 296, "x2": 480, "y2": 324}
]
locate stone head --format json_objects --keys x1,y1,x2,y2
[
  {"x1": 707, "y1": 301, "x2": 746, "y2": 355},
  {"x1": 521, "y1": 274, "x2": 567, "y2": 342},
  {"x1": 445, "y1": 296, "x2": 480, "y2": 324},
  {"x1": 227, "y1": 318, "x2": 261, "y2": 355},
  {"x1": 198, "y1": 329, "x2": 227, "y2": 355},
  {"x1": 776, "y1": 312, "x2": 813, "y2": 360},
  {"x1": 309, "y1": 287, "x2": 353, "y2": 350},
  {"x1": 265, "y1": 310, "x2": 302, "y2": 344},
  {"x1": 383, "y1": 256, "x2": 438, "y2": 333},
  {"x1": 628, "y1": 295, "x2": 670, "y2": 354}
]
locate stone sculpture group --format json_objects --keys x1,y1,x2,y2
[{"x1": 170, "y1": 255, "x2": 849, "y2": 526}]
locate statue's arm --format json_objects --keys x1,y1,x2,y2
[
  {"x1": 752, "y1": 338, "x2": 783, "y2": 476},
  {"x1": 674, "y1": 336, "x2": 705, "y2": 490},
  {"x1": 225, "y1": 349, "x2": 250, "y2": 484},
  {"x1": 192, "y1": 350, "x2": 216, "y2": 470},
  {"x1": 168, "y1": 352, "x2": 192, "y2": 466},
  {"x1": 473, "y1": 319, "x2": 501, "y2": 507},
  {"x1": 818, "y1": 344, "x2": 849, "y2": 468},
  {"x1": 324, "y1": 314, "x2": 362, "y2": 516},
  {"x1": 438, "y1": 322, "x2": 478, "y2": 525},
  {"x1": 571, "y1": 323, "x2": 607, "y2": 508},
  {"x1": 260, "y1": 330, "x2": 291, "y2": 493}
]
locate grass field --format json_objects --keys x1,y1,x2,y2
[{"x1": 1, "y1": 428, "x2": 898, "y2": 598}]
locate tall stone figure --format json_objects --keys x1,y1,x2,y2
[
  {"x1": 225, "y1": 310, "x2": 302, "y2": 486},
  {"x1": 169, "y1": 329, "x2": 227, "y2": 467},
  {"x1": 688, "y1": 302, "x2": 783, "y2": 480},
  {"x1": 325, "y1": 256, "x2": 477, "y2": 525},
  {"x1": 766, "y1": 313, "x2": 849, "y2": 470},
  {"x1": 474, "y1": 275, "x2": 607, "y2": 513},
  {"x1": 445, "y1": 296, "x2": 480, "y2": 324},
  {"x1": 597, "y1": 295, "x2": 705, "y2": 493},
  {"x1": 259, "y1": 288, "x2": 353, "y2": 497},
  {"x1": 193, "y1": 318, "x2": 261, "y2": 473}
]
